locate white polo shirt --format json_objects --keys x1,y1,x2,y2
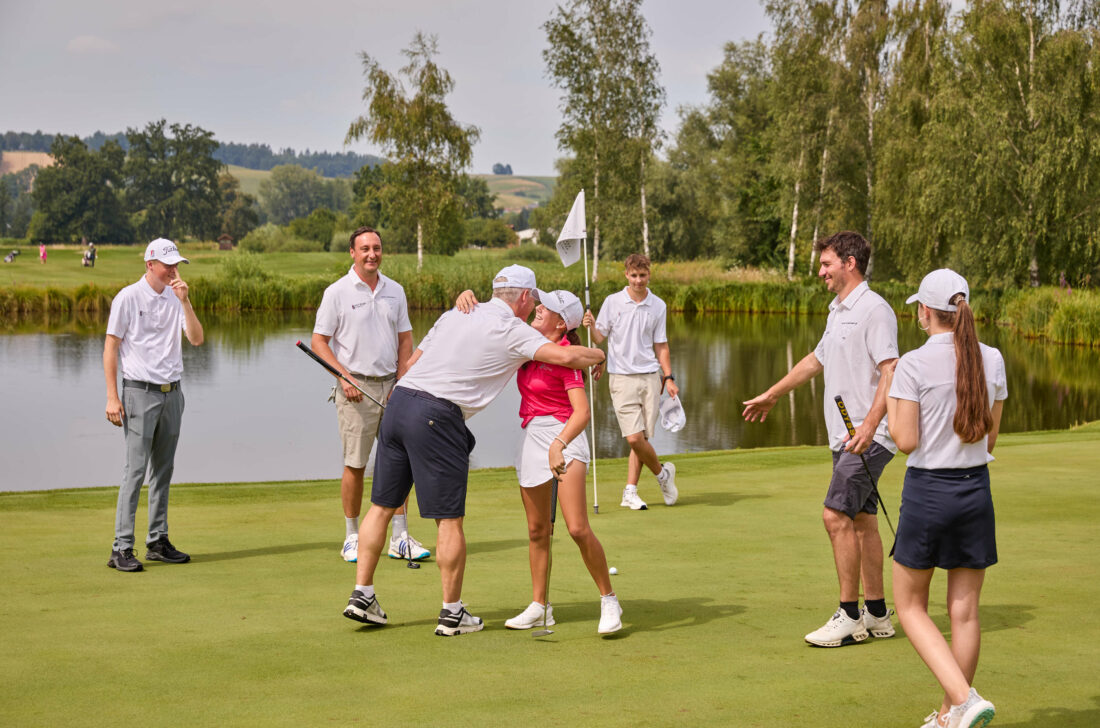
[
  {"x1": 813, "y1": 281, "x2": 899, "y2": 453},
  {"x1": 313, "y1": 268, "x2": 412, "y2": 377},
  {"x1": 594, "y1": 287, "x2": 668, "y2": 375},
  {"x1": 398, "y1": 298, "x2": 550, "y2": 420},
  {"x1": 890, "y1": 333, "x2": 1008, "y2": 469},
  {"x1": 106, "y1": 276, "x2": 188, "y2": 384}
]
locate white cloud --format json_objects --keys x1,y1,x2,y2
[{"x1": 65, "y1": 35, "x2": 120, "y2": 54}]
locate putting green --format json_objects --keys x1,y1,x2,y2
[{"x1": 2, "y1": 425, "x2": 1098, "y2": 726}]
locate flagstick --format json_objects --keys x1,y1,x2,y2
[{"x1": 583, "y1": 235, "x2": 599, "y2": 515}]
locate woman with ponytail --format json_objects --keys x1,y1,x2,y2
[{"x1": 884, "y1": 269, "x2": 1007, "y2": 728}]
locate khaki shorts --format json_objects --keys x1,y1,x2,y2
[
  {"x1": 608, "y1": 372, "x2": 661, "y2": 439},
  {"x1": 335, "y1": 375, "x2": 395, "y2": 469}
]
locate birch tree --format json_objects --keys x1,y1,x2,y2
[{"x1": 346, "y1": 32, "x2": 479, "y2": 269}]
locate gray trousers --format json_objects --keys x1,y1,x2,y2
[{"x1": 114, "y1": 384, "x2": 185, "y2": 550}]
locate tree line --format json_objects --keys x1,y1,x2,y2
[
  {"x1": 1, "y1": 130, "x2": 382, "y2": 178},
  {"x1": 531, "y1": 0, "x2": 1100, "y2": 287}
]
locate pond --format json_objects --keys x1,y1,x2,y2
[{"x1": 1, "y1": 309, "x2": 1096, "y2": 492}]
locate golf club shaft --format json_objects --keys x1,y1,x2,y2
[
  {"x1": 543, "y1": 479, "x2": 558, "y2": 618},
  {"x1": 833, "y1": 396, "x2": 895, "y2": 536},
  {"x1": 296, "y1": 340, "x2": 386, "y2": 409}
]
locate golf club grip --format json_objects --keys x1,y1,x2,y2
[
  {"x1": 834, "y1": 395, "x2": 857, "y2": 438},
  {"x1": 549, "y1": 480, "x2": 558, "y2": 526},
  {"x1": 297, "y1": 340, "x2": 343, "y2": 379}
]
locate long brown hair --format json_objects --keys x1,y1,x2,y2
[
  {"x1": 931, "y1": 294, "x2": 992, "y2": 443},
  {"x1": 564, "y1": 328, "x2": 587, "y2": 381}
]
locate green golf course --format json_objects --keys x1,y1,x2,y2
[{"x1": 2, "y1": 425, "x2": 1098, "y2": 727}]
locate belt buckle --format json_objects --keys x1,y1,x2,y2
[{"x1": 160, "y1": 383, "x2": 172, "y2": 393}]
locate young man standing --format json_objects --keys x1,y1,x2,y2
[
  {"x1": 312, "y1": 227, "x2": 426, "y2": 564},
  {"x1": 581, "y1": 254, "x2": 679, "y2": 511},
  {"x1": 742, "y1": 231, "x2": 898, "y2": 647},
  {"x1": 103, "y1": 238, "x2": 204, "y2": 572}
]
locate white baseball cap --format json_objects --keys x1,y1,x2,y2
[
  {"x1": 905, "y1": 268, "x2": 969, "y2": 311},
  {"x1": 144, "y1": 238, "x2": 189, "y2": 265},
  {"x1": 539, "y1": 289, "x2": 584, "y2": 330},
  {"x1": 492, "y1": 264, "x2": 537, "y2": 291},
  {"x1": 659, "y1": 395, "x2": 686, "y2": 433}
]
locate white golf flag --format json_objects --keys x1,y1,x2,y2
[{"x1": 555, "y1": 189, "x2": 586, "y2": 267}]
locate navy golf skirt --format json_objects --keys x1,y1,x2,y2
[{"x1": 893, "y1": 464, "x2": 997, "y2": 570}]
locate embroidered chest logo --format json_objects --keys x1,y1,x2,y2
[{"x1": 351, "y1": 302, "x2": 368, "y2": 310}]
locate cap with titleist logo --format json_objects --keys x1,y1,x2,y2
[
  {"x1": 144, "y1": 238, "x2": 189, "y2": 265},
  {"x1": 492, "y1": 264, "x2": 537, "y2": 291}
]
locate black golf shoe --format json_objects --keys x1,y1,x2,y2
[
  {"x1": 145, "y1": 536, "x2": 190, "y2": 564},
  {"x1": 108, "y1": 548, "x2": 144, "y2": 572}
]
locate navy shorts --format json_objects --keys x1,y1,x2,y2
[
  {"x1": 370, "y1": 387, "x2": 476, "y2": 519},
  {"x1": 825, "y1": 442, "x2": 894, "y2": 518},
  {"x1": 893, "y1": 465, "x2": 997, "y2": 570}
]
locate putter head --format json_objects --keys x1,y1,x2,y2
[
  {"x1": 532, "y1": 627, "x2": 553, "y2": 638},
  {"x1": 406, "y1": 560, "x2": 420, "y2": 569}
]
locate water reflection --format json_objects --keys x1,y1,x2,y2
[{"x1": 1, "y1": 310, "x2": 1096, "y2": 492}]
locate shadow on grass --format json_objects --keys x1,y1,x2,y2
[
  {"x1": 994, "y1": 695, "x2": 1100, "y2": 728},
  {"x1": 673, "y1": 491, "x2": 772, "y2": 508},
  {"x1": 924, "y1": 603, "x2": 1037, "y2": 635},
  {"x1": 188, "y1": 541, "x2": 331, "y2": 563},
  {"x1": 466, "y1": 537, "x2": 528, "y2": 556}
]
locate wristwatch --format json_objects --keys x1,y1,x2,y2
[{"x1": 661, "y1": 373, "x2": 675, "y2": 383}]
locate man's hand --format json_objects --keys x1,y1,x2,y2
[
  {"x1": 590, "y1": 361, "x2": 604, "y2": 381},
  {"x1": 844, "y1": 420, "x2": 876, "y2": 454},
  {"x1": 663, "y1": 378, "x2": 680, "y2": 399},
  {"x1": 341, "y1": 377, "x2": 363, "y2": 403},
  {"x1": 106, "y1": 395, "x2": 124, "y2": 427},
  {"x1": 169, "y1": 275, "x2": 189, "y2": 303},
  {"x1": 581, "y1": 310, "x2": 595, "y2": 330},
  {"x1": 742, "y1": 392, "x2": 778, "y2": 422}
]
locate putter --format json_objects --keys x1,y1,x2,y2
[
  {"x1": 401, "y1": 516, "x2": 420, "y2": 570},
  {"x1": 296, "y1": 340, "x2": 387, "y2": 409},
  {"x1": 833, "y1": 395, "x2": 895, "y2": 536},
  {"x1": 532, "y1": 479, "x2": 559, "y2": 638}
]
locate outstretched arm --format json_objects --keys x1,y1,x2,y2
[
  {"x1": 742, "y1": 351, "x2": 822, "y2": 422},
  {"x1": 533, "y1": 342, "x2": 604, "y2": 370}
]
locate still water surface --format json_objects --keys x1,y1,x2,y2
[{"x1": 1, "y1": 310, "x2": 1096, "y2": 492}]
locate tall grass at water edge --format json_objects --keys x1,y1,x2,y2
[{"x1": 2, "y1": 251, "x2": 1098, "y2": 346}]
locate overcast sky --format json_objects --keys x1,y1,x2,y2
[{"x1": 0, "y1": 0, "x2": 776, "y2": 175}]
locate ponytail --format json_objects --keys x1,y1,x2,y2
[
  {"x1": 565, "y1": 328, "x2": 587, "y2": 381},
  {"x1": 949, "y1": 296, "x2": 993, "y2": 443}
]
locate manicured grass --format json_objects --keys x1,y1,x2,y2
[{"x1": 2, "y1": 426, "x2": 1099, "y2": 727}]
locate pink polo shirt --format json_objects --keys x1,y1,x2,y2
[{"x1": 517, "y1": 339, "x2": 586, "y2": 427}]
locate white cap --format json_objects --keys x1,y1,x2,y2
[
  {"x1": 539, "y1": 289, "x2": 584, "y2": 330},
  {"x1": 659, "y1": 395, "x2": 686, "y2": 433},
  {"x1": 905, "y1": 268, "x2": 968, "y2": 311},
  {"x1": 492, "y1": 264, "x2": 537, "y2": 291},
  {"x1": 144, "y1": 238, "x2": 189, "y2": 265}
]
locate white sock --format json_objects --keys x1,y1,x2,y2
[
  {"x1": 601, "y1": 593, "x2": 618, "y2": 602},
  {"x1": 625, "y1": 484, "x2": 638, "y2": 492},
  {"x1": 345, "y1": 517, "x2": 359, "y2": 537},
  {"x1": 355, "y1": 584, "x2": 374, "y2": 597},
  {"x1": 392, "y1": 513, "x2": 408, "y2": 538},
  {"x1": 656, "y1": 464, "x2": 668, "y2": 484},
  {"x1": 443, "y1": 601, "x2": 462, "y2": 613}
]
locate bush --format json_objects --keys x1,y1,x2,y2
[
  {"x1": 507, "y1": 245, "x2": 558, "y2": 263},
  {"x1": 288, "y1": 208, "x2": 338, "y2": 250},
  {"x1": 465, "y1": 218, "x2": 517, "y2": 248},
  {"x1": 239, "y1": 223, "x2": 324, "y2": 253}
]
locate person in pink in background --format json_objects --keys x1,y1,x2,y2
[{"x1": 39, "y1": 243, "x2": 47, "y2": 264}]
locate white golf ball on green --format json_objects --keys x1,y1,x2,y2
[{"x1": 608, "y1": 566, "x2": 618, "y2": 575}]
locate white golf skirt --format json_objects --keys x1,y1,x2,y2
[{"x1": 515, "y1": 415, "x2": 590, "y2": 488}]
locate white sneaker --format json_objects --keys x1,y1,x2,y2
[
  {"x1": 388, "y1": 531, "x2": 430, "y2": 561},
  {"x1": 505, "y1": 601, "x2": 554, "y2": 630},
  {"x1": 657, "y1": 462, "x2": 678, "y2": 505},
  {"x1": 598, "y1": 595, "x2": 623, "y2": 634},
  {"x1": 946, "y1": 688, "x2": 995, "y2": 728},
  {"x1": 862, "y1": 607, "x2": 896, "y2": 638},
  {"x1": 620, "y1": 486, "x2": 648, "y2": 510},
  {"x1": 804, "y1": 608, "x2": 869, "y2": 647},
  {"x1": 341, "y1": 534, "x2": 358, "y2": 563},
  {"x1": 343, "y1": 590, "x2": 387, "y2": 625},
  {"x1": 435, "y1": 601, "x2": 484, "y2": 636}
]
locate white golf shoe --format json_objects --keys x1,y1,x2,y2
[
  {"x1": 340, "y1": 533, "x2": 358, "y2": 562},
  {"x1": 598, "y1": 595, "x2": 623, "y2": 634},
  {"x1": 505, "y1": 601, "x2": 554, "y2": 630},
  {"x1": 804, "y1": 607, "x2": 869, "y2": 647},
  {"x1": 435, "y1": 601, "x2": 484, "y2": 636},
  {"x1": 388, "y1": 531, "x2": 430, "y2": 561},
  {"x1": 920, "y1": 710, "x2": 947, "y2": 728},
  {"x1": 946, "y1": 688, "x2": 995, "y2": 728},
  {"x1": 657, "y1": 462, "x2": 678, "y2": 505},
  {"x1": 343, "y1": 590, "x2": 387, "y2": 625},
  {"x1": 620, "y1": 486, "x2": 648, "y2": 510},
  {"x1": 862, "y1": 607, "x2": 896, "y2": 638}
]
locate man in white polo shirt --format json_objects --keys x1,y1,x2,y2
[
  {"x1": 103, "y1": 238, "x2": 204, "y2": 573},
  {"x1": 342, "y1": 265, "x2": 605, "y2": 636},
  {"x1": 742, "y1": 231, "x2": 899, "y2": 647},
  {"x1": 312, "y1": 227, "x2": 427, "y2": 564},
  {"x1": 581, "y1": 253, "x2": 679, "y2": 511}
]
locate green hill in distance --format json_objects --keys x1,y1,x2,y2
[{"x1": 478, "y1": 174, "x2": 556, "y2": 211}]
